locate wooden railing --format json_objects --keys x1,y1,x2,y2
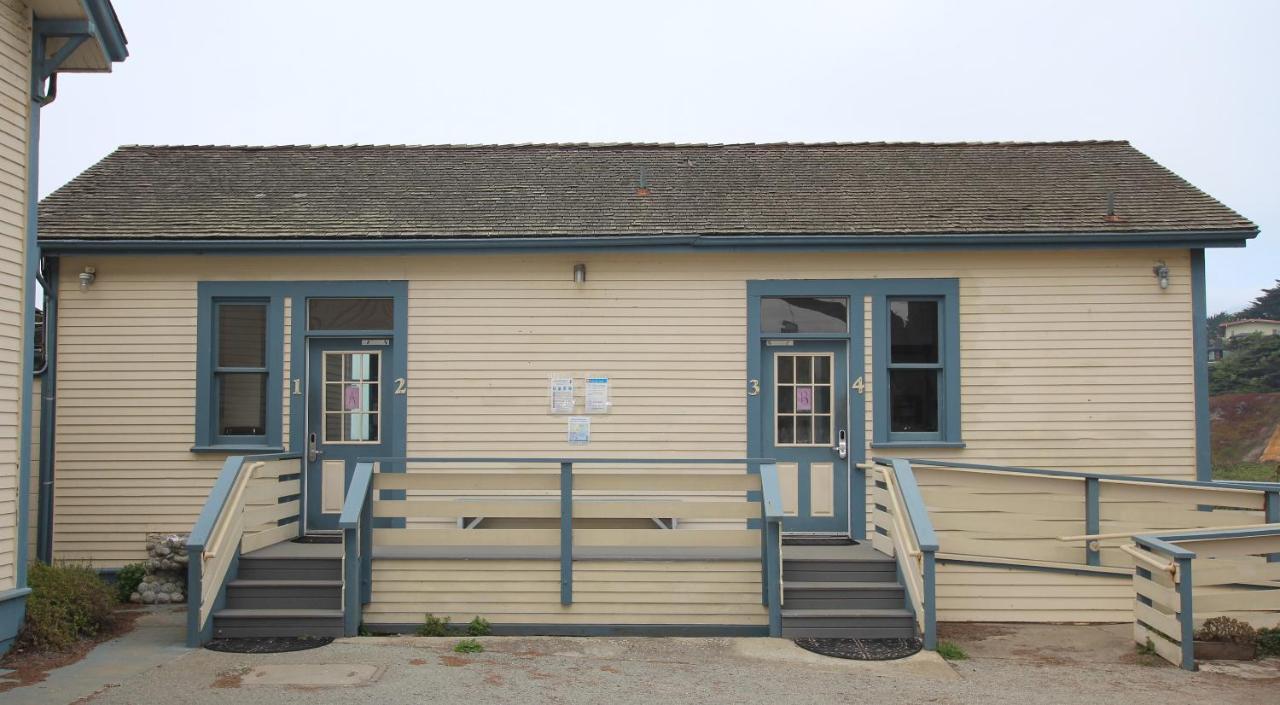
[
  {"x1": 870, "y1": 458, "x2": 939, "y2": 649},
  {"x1": 878, "y1": 458, "x2": 1280, "y2": 571},
  {"x1": 1129, "y1": 526, "x2": 1280, "y2": 670},
  {"x1": 186, "y1": 452, "x2": 303, "y2": 646},
  {"x1": 339, "y1": 457, "x2": 782, "y2": 637}
]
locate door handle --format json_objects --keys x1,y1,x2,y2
[
  {"x1": 308, "y1": 432, "x2": 323, "y2": 462},
  {"x1": 834, "y1": 429, "x2": 848, "y2": 460}
]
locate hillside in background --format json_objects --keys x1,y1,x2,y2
[{"x1": 1210, "y1": 392, "x2": 1280, "y2": 482}]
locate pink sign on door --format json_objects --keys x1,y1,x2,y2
[
  {"x1": 344, "y1": 384, "x2": 363, "y2": 411},
  {"x1": 796, "y1": 387, "x2": 813, "y2": 412}
]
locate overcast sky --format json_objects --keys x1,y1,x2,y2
[{"x1": 40, "y1": 0, "x2": 1277, "y2": 312}]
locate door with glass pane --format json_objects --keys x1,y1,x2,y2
[
  {"x1": 761, "y1": 341, "x2": 850, "y2": 534},
  {"x1": 305, "y1": 338, "x2": 391, "y2": 531}
]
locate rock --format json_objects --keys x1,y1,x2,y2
[{"x1": 140, "y1": 591, "x2": 156, "y2": 604}]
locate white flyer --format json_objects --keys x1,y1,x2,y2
[
  {"x1": 567, "y1": 416, "x2": 591, "y2": 445},
  {"x1": 585, "y1": 376, "x2": 611, "y2": 413},
  {"x1": 550, "y1": 376, "x2": 575, "y2": 414}
]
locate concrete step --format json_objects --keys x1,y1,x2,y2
[
  {"x1": 225, "y1": 580, "x2": 343, "y2": 610},
  {"x1": 212, "y1": 608, "x2": 345, "y2": 638},
  {"x1": 236, "y1": 557, "x2": 342, "y2": 581}
]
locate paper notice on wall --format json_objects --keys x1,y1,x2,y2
[
  {"x1": 550, "y1": 376, "x2": 575, "y2": 414},
  {"x1": 567, "y1": 416, "x2": 591, "y2": 445},
  {"x1": 585, "y1": 376, "x2": 610, "y2": 413}
]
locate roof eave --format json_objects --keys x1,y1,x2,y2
[{"x1": 36, "y1": 228, "x2": 1259, "y2": 255}]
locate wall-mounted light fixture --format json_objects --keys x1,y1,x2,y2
[
  {"x1": 573, "y1": 263, "x2": 587, "y2": 285},
  {"x1": 1152, "y1": 261, "x2": 1170, "y2": 290},
  {"x1": 78, "y1": 266, "x2": 96, "y2": 291}
]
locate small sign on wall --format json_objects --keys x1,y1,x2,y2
[
  {"x1": 550, "y1": 376, "x2": 575, "y2": 414},
  {"x1": 585, "y1": 376, "x2": 611, "y2": 413},
  {"x1": 567, "y1": 416, "x2": 591, "y2": 445}
]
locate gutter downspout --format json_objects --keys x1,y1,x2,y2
[{"x1": 34, "y1": 257, "x2": 56, "y2": 564}]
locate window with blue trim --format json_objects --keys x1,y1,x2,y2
[
  {"x1": 873, "y1": 289, "x2": 962, "y2": 446},
  {"x1": 194, "y1": 290, "x2": 283, "y2": 451}
]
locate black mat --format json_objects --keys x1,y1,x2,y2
[
  {"x1": 204, "y1": 637, "x2": 334, "y2": 653},
  {"x1": 794, "y1": 637, "x2": 923, "y2": 661},
  {"x1": 782, "y1": 536, "x2": 857, "y2": 546},
  {"x1": 293, "y1": 534, "x2": 342, "y2": 544}
]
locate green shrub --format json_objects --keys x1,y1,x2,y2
[
  {"x1": 1257, "y1": 627, "x2": 1280, "y2": 657},
  {"x1": 416, "y1": 613, "x2": 452, "y2": 637},
  {"x1": 936, "y1": 641, "x2": 967, "y2": 660},
  {"x1": 115, "y1": 563, "x2": 146, "y2": 603},
  {"x1": 466, "y1": 616, "x2": 492, "y2": 636},
  {"x1": 1195, "y1": 616, "x2": 1257, "y2": 645},
  {"x1": 454, "y1": 638, "x2": 484, "y2": 653},
  {"x1": 18, "y1": 562, "x2": 117, "y2": 652}
]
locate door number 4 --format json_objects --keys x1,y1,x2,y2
[{"x1": 851, "y1": 376, "x2": 865, "y2": 394}]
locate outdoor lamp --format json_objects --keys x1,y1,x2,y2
[
  {"x1": 574, "y1": 263, "x2": 587, "y2": 285},
  {"x1": 79, "y1": 266, "x2": 96, "y2": 290},
  {"x1": 1152, "y1": 262, "x2": 1170, "y2": 290}
]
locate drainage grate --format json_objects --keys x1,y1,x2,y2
[
  {"x1": 204, "y1": 637, "x2": 334, "y2": 654},
  {"x1": 794, "y1": 637, "x2": 922, "y2": 661}
]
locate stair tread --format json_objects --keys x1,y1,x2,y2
[
  {"x1": 784, "y1": 581, "x2": 903, "y2": 590},
  {"x1": 214, "y1": 608, "x2": 343, "y2": 618},
  {"x1": 781, "y1": 608, "x2": 913, "y2": 618},
  {"x1": 227, "y1": 579, "x2": 343, "y2": 587}
]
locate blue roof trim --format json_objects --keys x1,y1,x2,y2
[
  {"x1": 79, "y1": 0, "x2": 128, "y2": 63},
  {"x1": 37, "y1": 228, "x2": 1257, "y2": 255}
]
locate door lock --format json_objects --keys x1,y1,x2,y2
[
  {"x1": 308, "y1": 432, "x2": 323, "y2": 462},
  {"x1": 834, "y1": 429, "x2": 848, "y2": 460}
]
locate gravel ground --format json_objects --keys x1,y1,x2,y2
[{"x1": 68, "y1": 626, "x2": 1279, "y2": 705}]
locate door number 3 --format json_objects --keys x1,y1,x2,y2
[{"x1": 747, "y1": 379, "x2": 760, "y2": 396}]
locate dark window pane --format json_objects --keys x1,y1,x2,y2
[
  {"x1": 218, "y1": 372, "x2": 266, "y2": 436},
  {"x1": 814, "y1": 386, "x2": 831, "y2": 414},
  {"x1": 762, "y1": 297, "x2": 848, "y2": 334},
  {"x1": 777, "y1": 385, "x2": 794, "y2": 413},
  {"x1": 217, "y1": 303, "x2": 266, "y2": 368},
  {"x1": 889, "y1": 369, "x2": 939, "y2": 433},
  {"x1": 890, "y1": 299, "x2": 939, "y2": 364},
  {"x1": 796, "y1": 356, "x2": 812, "y2": 384},
  {"x1": 814, "y1": 356, "x2": 831, "y2": 384},
  {"x1": 309, "y1": 298, "x2": 394, "y2": 331},
  {"x1": 325, "y1": 412, "x2": 343, "y2": 442},
  {"x1": 778, "y1": 356, "x2": 793, "y2": 383},
  {"x1": 815, "y1": 416, "x2": 832, "y2": 445},
  {"x1": 777, "y1": 416, "x2": 794, "y2": 444},
  {"x1": 795, "y1": 416, "x2": 812, "y2": 444}
]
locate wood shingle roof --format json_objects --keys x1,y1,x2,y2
[{"x1": 37, "y1": 141, "x2": 1256, "y2": 242}]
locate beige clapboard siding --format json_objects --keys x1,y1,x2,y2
[
  {"x1": 50, "y1": 248, "x2": 1196, "y2": 574},
  {"x1": 0, "y1": 0, "x2": 25, "y2": 593},
  {"x1": 363, "y1": 559, "x2": 767, "y2": 625},
  {"x1": 937, "y1": 562, "x2": 1133, "y2": 622}
]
